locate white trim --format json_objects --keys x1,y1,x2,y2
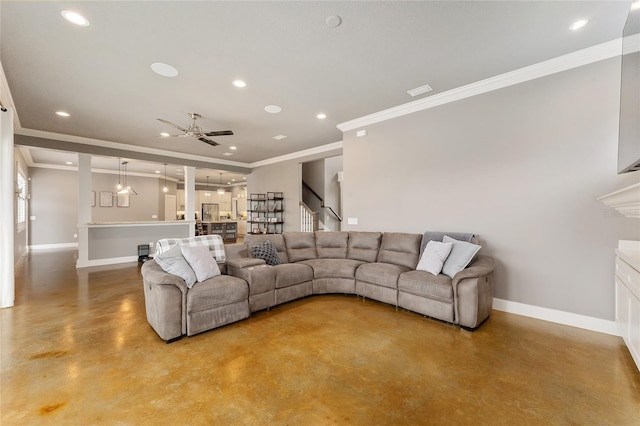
[
  {"x1": 597, "y1": 182, "x2": 640, "y2": 219},
  {"x1": 76, "y1": 255, "x2": 139, "y2": 268},
  {"x1": 0, "y1": 60, "x2": 21, "y2": 129},
  {"x1": 249, "y1": 141, "x2": 343, "y2": 168},
  {"x1": 493, "y1": 298, "x2": 619, "y2": 336},
  {"x1": 29, "y1": 242, "x2": 78, "y2": 250},
  {"x1": 338, "y1": 38, "x2": 623, "y2": 132}
]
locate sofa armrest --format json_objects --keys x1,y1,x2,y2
[
  {"x1": 225, "y1": 243, "x2": 249, "y2": 260},
  {"x1": 227, "y1": 258, "x2": 266, "y2": 269},
  {"x1": 452, "y1": 255, "x2": 494, "y2": 285},
  {"x1": 451, "y1": 255, "x2": 495, "y2": 329},
  {"x1": 141, "y1": 260, "x2": 189, "y2": 341}
]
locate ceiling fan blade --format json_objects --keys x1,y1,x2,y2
[
  {"x1": 204, "y1": 130, "x2": 234, "y2": 137},
  {"x1": 198, "y1": 137, "x2": 220, "y2": 147},
  {"x1": 157, "y1": 118, "x2": 188, "y2": 132}
]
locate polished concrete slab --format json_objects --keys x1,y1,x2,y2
[{"x1": 2, "y1": 249, "x2": 639, "y2": 424}]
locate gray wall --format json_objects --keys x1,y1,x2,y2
[
  {"x1": 91, "y1": 173, "x2": 166, "y2": 222},
  {"x1": 342, "y1": 57, "x2": 640, "y2": 321},
  {"x1": 28, "y1": 168, "x2": 175, "y2": 246},
  {"x1": 29, "y1": 168, "x2": 78, "y2": 246}
]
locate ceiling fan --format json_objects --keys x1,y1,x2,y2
[{"x1": 157, "y1": 112, "x2": 233, "y2": 147}]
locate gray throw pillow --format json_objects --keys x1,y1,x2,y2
[
  {"x1": 181, "y1": 245, "x2": 221, "y2": 283},
  {"x1": 441, "y1": 235, "x2": 481, "y2": 279},
  {"x1": 250, "y1": 240, "x2": 281, "y2": 266},
  {"x1": 154, "y1": 245, "x2": 197, "y2": 288}
]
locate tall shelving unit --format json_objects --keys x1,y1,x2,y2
[{"x1": 248, "y1": 192, "x2": 284, "y2": 234}]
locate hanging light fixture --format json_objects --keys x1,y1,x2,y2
[
  {"x1": 162, "y1": 163, "x2": 168, "y2": 193},
  {"x1": 204, "y1": 176, "x2": 211, "y2": 197},
  {"x1": 217, "y1": 173, "x2": 225, "y2": 195},
  {"x1": 116, "y1": 158, "x2": 123, "y2": 191},
  {"x1": 116, "y1": 161, "x2": 137, "y2": 195}
]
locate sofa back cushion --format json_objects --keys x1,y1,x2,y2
[
  {"x1": 347, "y1": 231, "x2": 382, "y2": 262},
  {"x1": 156, "y1": 234, "x2": 226, "y2": 263},
  {"x1": 245, "y1": 234, "x2": 289, "y2": 263},
  {"x1": 377, "y1": 232, "x2": 422, "y2": 269},
  {"x1": 284, "y1": 232, "x2": 317, "y2": 262},
  {"x1": 315, "y1": 231, "x2": 348, "y2": 259}
]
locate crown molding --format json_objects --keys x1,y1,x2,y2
[
  {"x1": 598, "y1": 182, "x2": 640, "y2": 219},
  {"x1": 0, "y1": 60, "x2": 21, "y2": 129},
  {"x1": 249, "y1": 141, "x2": 343, "y2": 168},
  {"x1": 337, "y1": 38, "x2": 624, "y2": 132},
  {"x1": 16, "y1": 128, "x2": 250, "y2": 168}
]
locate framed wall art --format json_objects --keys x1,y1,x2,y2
[
  {"x1": 99, "y1": 191, "x2": 113, "y2": 207},
  {"x1": 117, "y1": 194, "x2": 130, "y2": 207}
]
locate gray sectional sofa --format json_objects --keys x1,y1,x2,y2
[{"x1": 141, "y1": 231, "x2": 495, "y2": 342}]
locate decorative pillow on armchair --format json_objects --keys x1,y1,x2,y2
[
  {"x1": 441, "y1": 235, "x2": 481, "y2": 279},
  {"x1": 181, "y1": 245, "x2": 221, "y2": 283},
  {"x1": 416, "y1": 241, "x2": 453, "y2": 276},
  {"x1": 154, "y1": 245, "x2": 197, "y2": 288},
  {"x1": 250, "y1": 240, "x2": 281, "y2": 266}
]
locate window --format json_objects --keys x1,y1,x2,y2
[{"x1": 16, "y1": 168, "x2": 27, "y2": 231}]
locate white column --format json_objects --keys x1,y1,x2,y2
[
  {"x1": 76, "y1": 153, "x2": 91, "y2": 268},
  {"x1": 0, "y1": 107, "x2": 15, "y2": 308},
  {"x1": 184, "y1": 166, "x2": 196, "y2": 237}
]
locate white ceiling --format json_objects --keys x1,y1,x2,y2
[{"x1": 0, "y1": 1, "x2": 633, "y2": 177}]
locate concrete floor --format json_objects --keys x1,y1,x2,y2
[{"x1": 2, "y1": 249, "x2": 640, "y2": 425}]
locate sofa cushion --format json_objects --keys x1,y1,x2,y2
[
  {"x1": 186, "y1": 275, "x2": 249, "y2": 313},
  {"x1": 398, "y1": 270, "x2": 454, "y2": 303},
  {"x1": 181, "y1": 245, "x2": 221, "y2": 283},
  {"x1": 377, "y1": 233, "x2": 422, "y2": 269},
  {"x1": 347, "y1": 231, "x2": 382, "y2": 262},
  {"x1": 245, "y1": 234, "x2": 289, "y2": 263},
  {"x1": 299, "y1": 258, "x2": 365, "y2": 279},
  {"x1": 154, "y1": 245, "x2": 197, "y2": 288},
  {"x1": 315, "y1": 231, "x2": 348, "y2": 259},
  {"x1": 356, "y1": 262, "x2": 411, "y2": 289},
  {"x1": 284, "y1": 232, "x2": 317, "y2": 262},
  {"x1": 250, "y1": 240, "x2": 281, "y2": 266},
  {"x1": 441, "y1": 236, "x2": 481, "y2": 279},
  {"x1": 273, "y1": 263, "x2": 314, "y2": 288},
  {"x1": 416, "y1": 241, "x2": 453, "y2": 276}
]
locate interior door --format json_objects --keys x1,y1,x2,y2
[{"x1": 164, "y1": 194, "x2": 177, "y2": 221}]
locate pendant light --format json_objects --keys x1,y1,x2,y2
[
  {"x1": 162, "y1": 163, "x2": 168, "y2": 193},
  {"x1": 116, "y1": 158, "x2": 123, "y2": 191},
  {"x1": 204, "y1": 176, "x2": 211, "y2": 197},
  {"x1": 116, "y1": 161, "x2": 137, "y2": 195},
  {"x1": 217, "y1": 173, "x2": 225, "y2": 195}
]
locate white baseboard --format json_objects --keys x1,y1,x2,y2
[
  {"x1": 29, "y1": 242, "x2": 78, "y2": 250},
  {"x1": 76, "y1": 255, "x2": 139, "y2": 268},
  {"x1": 493, "y1": 298, "x2": 619, "y2": 336}
]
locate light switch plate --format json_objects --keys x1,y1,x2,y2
[{"x1": 348, "y1": 217, "x2": 358, "y2": 225}]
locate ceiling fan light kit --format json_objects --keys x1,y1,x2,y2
[{"x1": 157, "y1": 112, "x2": 233, "y2": 147}]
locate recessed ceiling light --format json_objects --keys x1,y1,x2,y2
[
  {"x1": 232, "y1": 179, "x2": 236, "y2": 182},
  {"x1": 151, "y1": 62, "x2": 179, "y2": 77},
  {"x1": 56, "y1": 111, "x2": 70, "y2": 117},
  {"x1": 264, "y1": 105, "x2": 282, "y2": 114},
  {"x1": 569, "y1": 19, "x2": 588, "y2": 31},
  {"x1": 326, "y1": 15, "x2": 342, "y2": 28},
  {"x1": 155, "y1": 170, "x2": 160, "y2": 174},
  {"x1": 243, "y1": 177, "x2": 247, "y2": 180},
  {"x1": 272, "y1": 135, "x2": 287, "y2": 140},
  {"x1": 223, "y1": 152, "x2": 234, "y2": 156},
  {"x1": 232, "y1": 80, "x2": 247, "y2": 88},
  {"x1": 407, "y1": 84, "x2": 433, "y2": 97},
  {"x1": 316, "y1": 113, "x2": 327, "y2": 119},
  {"x1": 227, "y1": 181, "x2": 231, "y2": 184},
  {"x1": 160, "y1": 132, "x2": 170, "y2": 137},
  {"x1": 61, "y1": 10, "x2": 90, "y2": 26},
  {"x1": 631, "y1": 1, "x2": 640, "y2": 10},
  {"x1": 230, "y1": 146, "x2": 237, "y2": 150},
  {"x1": 65, "y1": 161, "x2": 73, "y2": 165}
]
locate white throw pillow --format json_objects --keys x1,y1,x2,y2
[
  {"x1": 416, "y1": 241, "x2": 453, "y2": 276},
  {"x1": 441, "y1": 235, "x2": 481, "y2": 279},
  {"x1": 180, "y1": 245, "x2": 221, "y2": 283},
  {"x1": 154, "y1": 245, "x2": 197, "y2": 288}
]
